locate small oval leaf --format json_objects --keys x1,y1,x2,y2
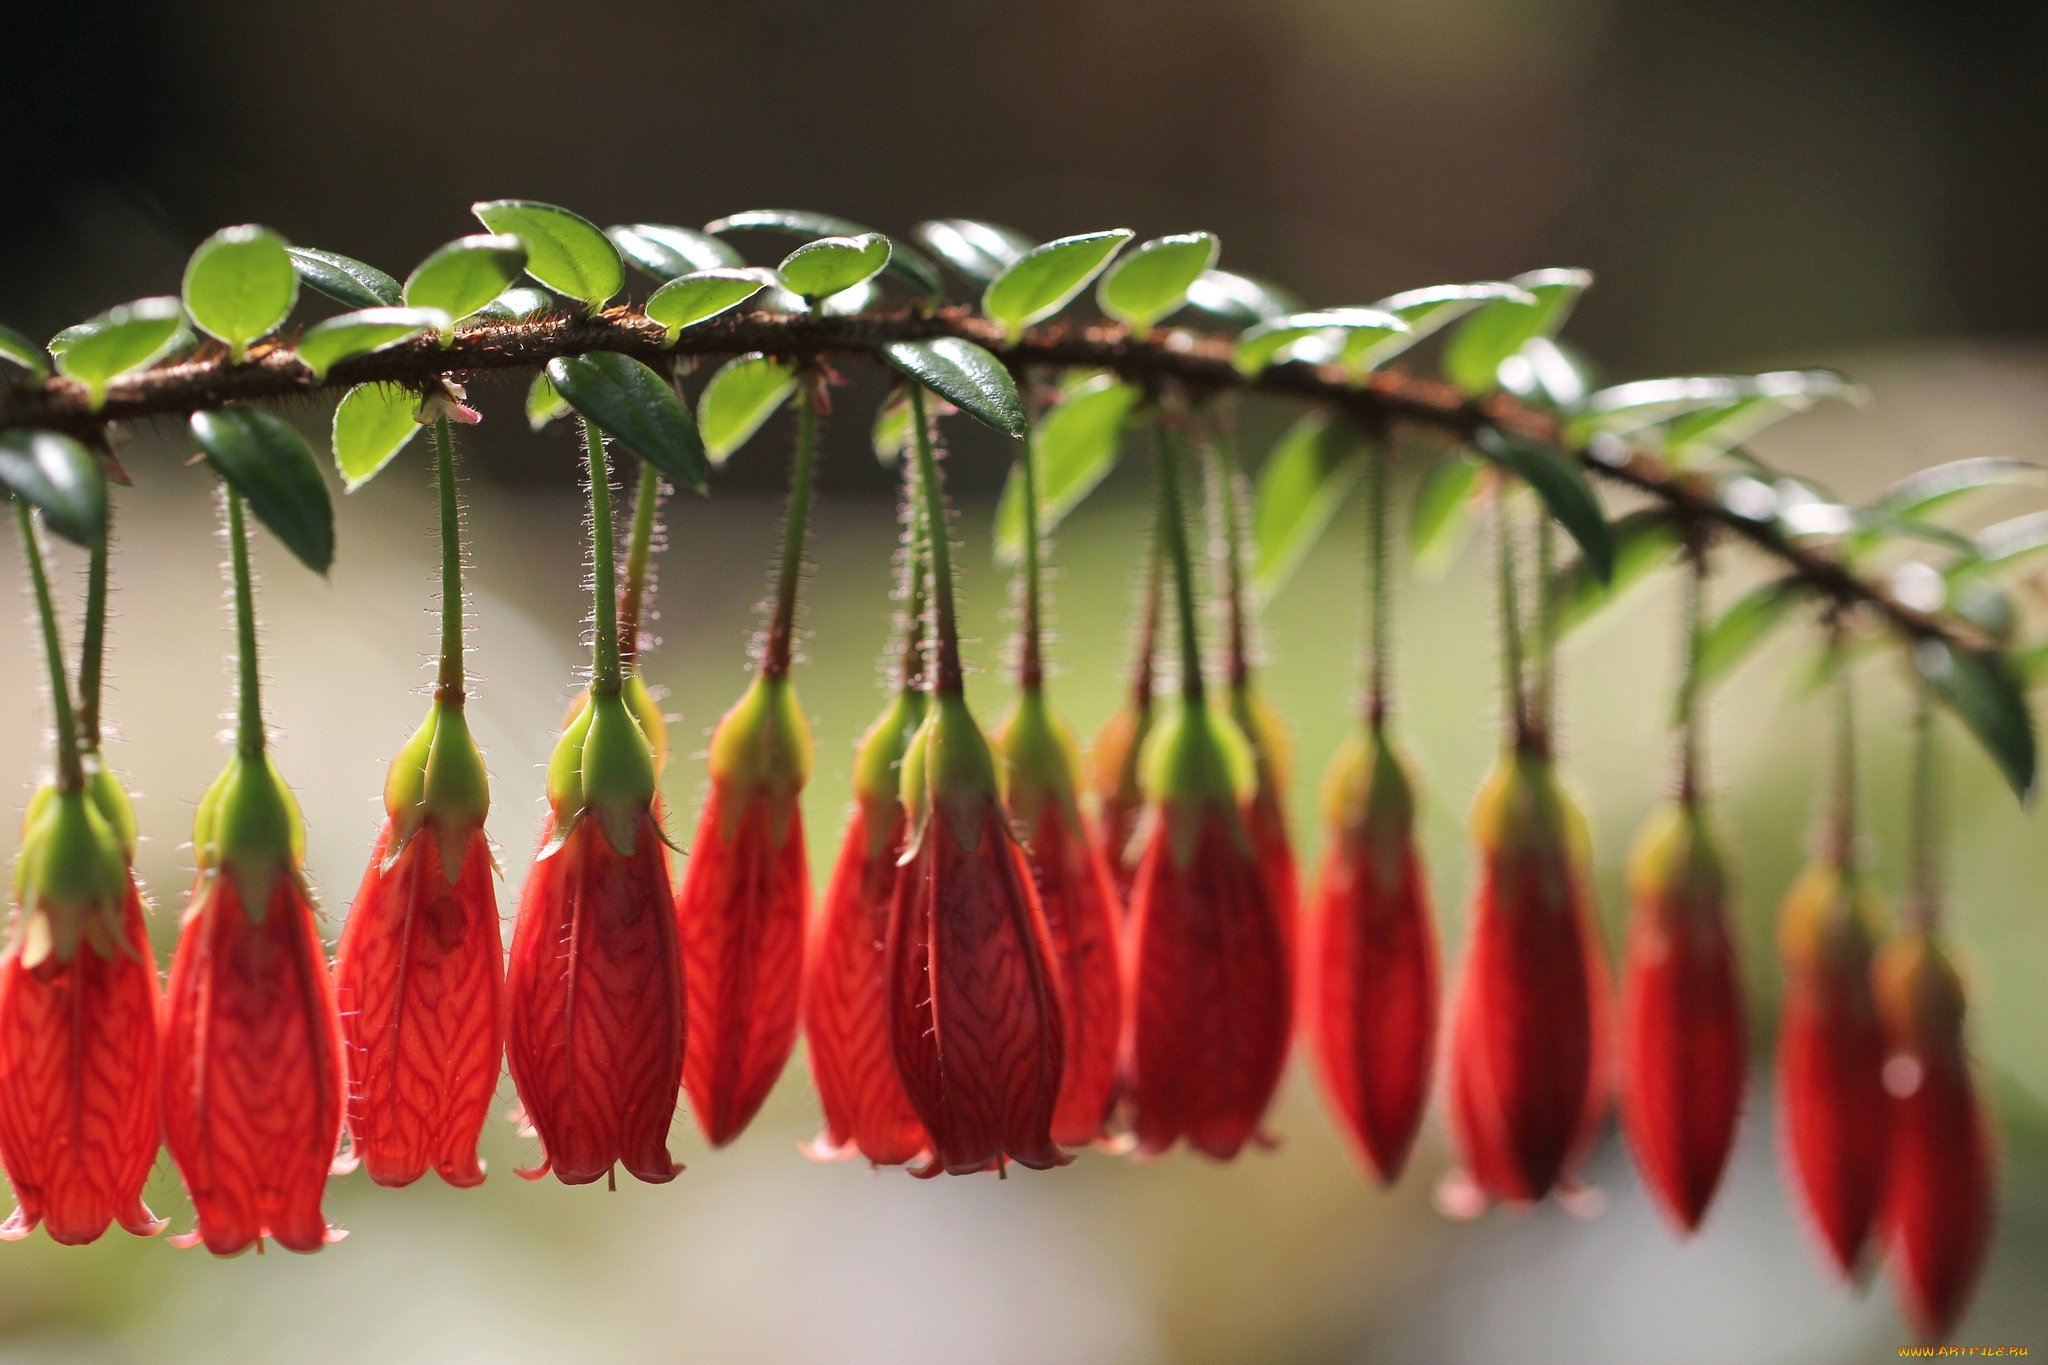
[
  {"x1": 879, "y1": 338, "x2": 1026, "y2": 438},
  {"x1": 915, "y1": 219, "x2": 1033, "y2": 285},
  {"x1": 1696, "y1": 577, "x2": 1804, "y2": 692},
  {"x1": 705, "y1": 209, "x2": 944, "y2": 303},
  {"x1": 1235, "y1": 308, "x2": 1408, "y2": 377},
  {"x1": 1918, "y1": 639, "x2": 2036, "y2": 798},
  {"x1": 993, "y1": 375, "x2": 1141, "y2": 563},
  {"x1": 0, "y1": 429, "x2": 106, "y2": 545},
  {"x1": 0, "y1": 322, "x2": 52, "y2": 379},
  {"x1": 645, "y1": 268, "x2": 773, "y2": 342},
  {"x1": 1475, "y1": 426, "x2": 1612, "y2": 582},
  {"x1": 1182, "y1": 270, "x2": 1299, "y2": 327},
  {"x1": 698, "y1": 355, "x2": 796, "y2": 465},
  {"x1": 332, "y1": 382, "x2": 424, "y2": 491},
  {"x1": 873, "y1": 389, "x2": 915, "y2": 465},
  {"x1": 607, "y1": 223, "x2": 743, "y2": 281},
  {"x1": 295, "y1": 307, "x2": 445, "y2": 384},
  {"x1": 527, "y1": 371, "x2": 572, "y2": 431},
  {"x1": 287, "y1": 246, "x2": 402, "y2": 309},
  {"x1": 402, "y1": 235, "x2": 529, "y2": 328},
  {"x1": 474, "y1": 286, "x2": 554, "y2": 322},
  {"x1": 473, "y1": 199, "x2": 622, "y2": 310},
  {"x1": 1254, "y1": 412, "x2": 1368, "y2": 601},
  {"x1": 192, "y1": 405, "x2": 334, "y2": 572},
  {"x1": 547, "y1": 353, "x2": 709, "y2": 493},
  {"x1": 183, "y1": 224, "x2": 298, "y2": 361},
  {"x1": 1443, "y1": 267, "x2": 1593, "y2": 396},
  {"x1": 777, "y1": 233, "x2": 891, "y2": 301},
  {"x1": 983, "y1": 229, "x2": 1133, "y2": 340},
  {"x1": 52, "y1": 296, "x2": 186, "y2": 410},
  {"x1": 1097, "y1": 232, "x2": 1220, "y2": 333},
  {"x1": 1367, "y1": 281, "x2": 1536, "y2": 369}
]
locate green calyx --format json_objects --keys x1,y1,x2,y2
[
  {"x1": 383, "y1": 699, "x2": 491, "y2": 883},
  {"x1": 192, "y1": 750, "x2": 305, "y2": 923},
  {"x1": 13, "y1": 783, "x2": 128, "y2": 967},
  {"x1": 906, "y1": 692, "x2": 1001, "y2": 855},
  {"x1": 546, "y1": 689, "x2": 658, "y2": 858},
  {"x1": 1626, "y1": 800, "x2": 1727, "y2": 925},
  {"x1": 81, "y1": 756, "x2": 138, "y2": 865},
  {"x1": 852, "y1": 687, "x2": 927, "y2": 858},
  {"x1": 1778, "y1": 852, "x2": 1885, "y2": 974},
  {"x1": 1139, "y1": 696, "x2": 1255, "y2": 864},
  {"x1": 707, "y1": 673, "x2": 813, "y2": 846},
  {"x1": 1469, "y1": 748, "x2": 1591, "y2": 917},
  {"x1": 992, "y1": 687, "x2": 1084, "y2": 833},
  {"x1": 563, "y1": 675, "x2": 669, "y2": 776},
  {"x1": 1321, "y1": 720, "x2": 1416, "y2": 849}
]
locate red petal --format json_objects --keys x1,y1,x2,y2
[
  {"x1": 1016, "y1": 805, "x2": 1125, "y2": 1149},
  {"x1": 678, "y1": 783, "x2": 808, "y2": 1146},
  {"x1": 804, "y1": 805, "x2": 929, "y2": 1166},
  {"x1": 161, "y1": 873, "x2": 345, "y2": 1255},
  {"x1": 504, "y1": 814, "x2": 684, "y2": 1185},
  {"x1": 1777, "y1": 944, "x2": 1887, "y2": 1276},
  {"x1": 0, "y1": 878, "x2": 162, "y2": 1244},
  {"x1": 887, "y1": 804, "x2": 1067, "y2": 1175},
  {"x1": 1305, "y1": 830, "x2": 1438, "y2": 1184},
  {"x1": 1125, "y1": 810, "x2": 1292, "y2": 1160},
  {"x1": 333, "y1": 822, "x2": 503, "y2": 1188}
]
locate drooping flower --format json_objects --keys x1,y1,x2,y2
[
  {"x1": 677, "y1": 674, "x2": 811, "y2": 1146},
  {"x1": 1776, "y1": 853, "x2": 1888, "y2": 1277},
  {"x1": 1232, "y1": 682, "x2": 1298, "y2": 950},
  {"x1": 1091, "y1": 547, "x2": 1161, "y2": 902},
  {"x1": 1304, "y1": 721, "x2": 1437, "y2": 1185},
  {"x1": 1618, "y1": 799, "x2": 1745, "y2": 1233},
  {"x1": 1877, "y1": 929, "x2": 1994, "y2": 1342},
  {"x1": 1446, "y1": 749, "x2": 1609, "y2": 1204},
  {"x1": 333, "y1": 699, "x2": 501, "y2": 1188}
]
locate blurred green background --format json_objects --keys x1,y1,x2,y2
[{"x1": 2, "y1": 2, "x2": 2045, "y2": 1361}]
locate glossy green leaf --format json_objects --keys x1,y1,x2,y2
[
  {"x1": 1974, "y1": 510, "x2": 2048, "y2": 573},
  {"x1": 1235, "y1": 307, "x2": 1407, "y2": 376},
  {"x1": 1861, "y1": 458, "x2": 2046, "y2": 545},
  {"x1": 1097, "y1": 232, "x2": 1219, "y2": 333},
  {"x1": 1476, "y1": 426, "x2": 1612, "y2": 581},
  {"x1": 1411, "y1": 451, "x2": 1483, "y2": 578},
  {"x1": 1696, "y1": 577, "x2": 1804, "y2": 691},
  {"x1": 182, "y1": 224, "x2": 297, "y2": 361},
  {"x1": 1556, "y1": 509, "x2": 1678, "y2": 635},
  {"x1": 192, "y1": 406, "x2": 334, "y2": 572},
  {"x1": 607, "y1": 223, "x2": 743, "y2": 281},
  {"x1": 1662, "y1": 371, "x2": 1864, "y2": 462},
  {"x1": 992, "y1": 375, "x2": 1140, "y2": 564},
  {"x1": 915, "y1": 219, "x2": 1033, "y2": 285},
  {"x1": 1254, "y1": 412, "x2": 1368, "y2": 601},
  {"x1": 402, "y1": 235, "x2": 528, "y2": 331},
  {"x1": 295, "y1": 307, "x2": 445, "y2": 383},
  {"x1": 547, "y1": 353, "x2": 709, "y2": 494},
  {"x1": 474, "y1": 287, "x2": 554, "y2": 322},
  {"x1": 0, "y1": 322, "x2": 51, "y2": 378},
  {"x1": 473, "y1": 200, "x2": 622, "y2": 310},
  {"x1": 287, "y1": 247, "x2": 402, "y2": 309},
  {"x1": 52, "y1": 296, "x2": 186, "y2": 410},
  {"x1": 1357, "y1": 281, "x2": 1536, "y2": 367},
  {"x1": 776, "y1": 234, "x2": 890, "y2": 301},
  {"x1": 526, "y1": 372, "x2": 571, "y2": 431},
  {"x1": 983, "y1": 230, "x2": 1133, "y2": 341},
  {"x1": 0, "y1": 429, "x2": 106, "y2": 545},
  {"x1": 645, "y1": 268, "x2": 773, "y2": 342},
  {"x1": 873, "y1": 389, "x2": 915, "y2": 465},
  {"x1": 1182, "y1": 270, "x2": 1299, "y2": 327},
  {"x1": 1442, "y1": 267, "x2": 1592, "y2": 396},
  {"x1": 878, "y1": 338, "x2": 1026, "y2": 438},
  {"x1": 1918, "y1": 640, "x2": 2036, "y2": 798},
  {"x1": 705, "y1": 209, "x2": 944, "y2": 303},
  {"x1": 698, "y1": 355, "x2": 796, "y2": 465},
  {"x1": 332, "y1": 382, "x2": 424, "y2": 491},
  {"x1": 1498, "y1": 337, "x2": 1598, "y2": 413},
  {"x1": 1943, "y1": 567, "x2": 2017, "y2": 644},
  {"x1": 817, "y1": 280, "x2": 877, "y2": 316}
]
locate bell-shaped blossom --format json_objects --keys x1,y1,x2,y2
[
  {"x1": 1232, "y1": 684, "x2": 1298, "y2": 938},
  {"x1": 677, "y1": 674, "x2": 811, "y2": 1146},
  {"x1": 1304, "y1": 723, "x2": 1437, "y2": 1184}
]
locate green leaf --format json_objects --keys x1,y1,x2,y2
[
  {"x1": 698, "y1": 355, "x2": 796, "y2": 465},
  {"x1": 474, "y1": 286, "x2": 554, "y2": 321},
  {"x1": 1861, "y1": 458, "x2": 2046, "y2": 544},
  {"x1": 1097, "y1": 232, "x2": 1219, "y2": 332},
  {"x1": 526, "y1": 371, "x2": 571, "y2": 431},
  {"x1": 52, "y1": 296, "x2": 186, "y2": 410},
  {"x1": 1360, "y1": 281, "x2": 1536, "y2": 367},
  {"x1": 287, "y1": 247, "x2": 402, "y2": 309},
  {"x1": 915, "y1": 219, "x2": 1033, "y2": 285},
  {"x1": 1235, "y1": 307, "x2": 1407, "y2": 376},
  {"x1": 1476, "y1": 427, "x2": 1612, "y2": 581},
  {"x1": 705, "y1": 209, "x2": 944, "y2": 303},
  {"x1": 1974, "y1": 510, "x2": 2048, "y2": 573},
  {"x1": 472, "y1": 199, "x2": 622, "y2": 311},
  {"x1": 1442, "y1": 268, "x2": 1592, "y2": 396},
  {"x1": 645, "y1": 268, "x2": 772, "y2": 342},
  {"x1": 1918, "y1": 639, "x2": 2036, "y2": 798},
  {"x1": 547, "y1": 353, "x2": 709, "y2": 494},
  {"x1": 1696, "y1": 578, "x2": 1804, "y2": 692},
  {"x1": 332, "y1": 382, "x2": 424, "y2": 491},
  {"x1": 1410, "y1": 451, "x2": 1483, "y2": 578},
  {"x1": 182, "y1": 224, "x2": 298, "y2": 361},
  {"x1": 873, "y1": 389, "x2": 915, "y2": 465},
  {"x1": 878, "y1": 338, "x2": 1026, "y2": 437},
  {"x1": 992, "y1": 375, "x2": 1140, "y2": 564},
  {"x1": 1498, "y1": 337, "x2": 1598, "y2": 413},
  {"x1": 1662, "y1": 371, "x2": 1864, "y2": 462},
  {"x1": 776, "y1": 233, "x2": 890, "y2": 301},
  {"x1": 983, "y1": 230, "x2": 1133, "y2": 341},
  {"x1": 1253, "y1": 412, "x2": 1367, "y2": 601},
  {"x1": 191, "y1": 406, "x2": 334, "y2": 572},
  {"x1": 295, "y1": 307, "x2": 446, "y2": 383},
  {"x1": 0, "y1": 322, "x2": 51, "y2": 378},
  {"x1": 402, "y1": 235, "x2": 528, "y2": 329},
  {"x1": 1556, "y1": 509, "x2": 1678, "y2": 635},
  {"x1": 0, "y1": 429, "x2": 106, "y2": 545},
  {"x1": 1182, "y1": 270, "x2": 1299, "y2": 327},
  {"x1": 607, "y1": 223, "x2": 743, "y2": 281}
]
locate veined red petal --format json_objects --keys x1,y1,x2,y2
[
  {"x1": 804, "y1": 804, "x2": 928, "y2": 1166},
  {"x1": 504, "y1": 813, "x2": 683, "y2": 1185},
  {"x1": 886, "y1": 803, "x2": 1066, "y2": 1176},
  {"x1": 333, "y1": 821, "x2": 503, "y2": 1188},
  {"x1": 161, "y1": 872, "x2": 345, "y2": 1255},
  {"x1": 1017, "y1": 805, "x2": 1124, "y2": 1149},
  {"x1": 678, "y1": 783, "x2": 807, "y2": 1146},
  {"x1": 1125, "y1": 809, "x2": 1291, "y2": 1160},
  {"x1": 0, "y1": 878, "x2": 162, "y2": 1245},
  {"x1": 1305, "y1": 829, "x2": 1438, "y2": 1184}
]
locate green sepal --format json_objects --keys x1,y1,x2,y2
[
  {"x1": 1229, "y1": 681, "x2": 1294, "y2": 803},
  {"x1": 13, "y1": 784, "x2": 127, "y2": 967},
  {"x1": 579, "y1": 692, "x2": 658, "y2": 857},
  {"x1": 1320, "y1": 721, "x2": 1417, "y2": 850},
  {"x1": 1468, "y1": 749, "x2": 1592, "y2": 910},
  {"x1": 190, "y1": 751, "x2": 304, "y2": 924},
  {"x1": 1627, "y1": 799, "x2": 1727, "y2": 922},
  {"x1": 382, "y1": 700, "x2": 491, "y2": 884},
  {"x1": 992, "y1": 687, "x2": 1083, "y2": 833},
  {"x1": 852, "y1": 688, "x2": 926, "y2": 860},
  {"x1": 543, "y1": 699, "x2": 597, "y2": 833},
  {"x1": 81, "y1": 755, "x2": 138, "y2": 865},
  {"x1": 706, "y1": 674, "x2": 813, "y2": 846},
  {"x1": 918, "y1": 693, "x2": 1001, "y2": 856},
  {"x1": 1138, "y1": 697, "x2": 1255, "y2": 865}
]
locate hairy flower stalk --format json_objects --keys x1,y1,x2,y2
[
  {"x1": 333, "y1": 419, "x2": 502, "y2": 1188},
  {"x1": 1091, "y1": 516, "x2": 1162, "y2": 903},
  {"x1": 1618, "y1": 546, "x2": 1745, "y2": 1233},
  {"x1": 992, "y1": 373, "x2": 1124, "y2": 1149},
  {"x1": 504, "y1": 419, "x2": 683, "y2": 1186},
  {"x1": 886, "y1": 383, "x2": 1067, "y2": 1177},
  {"x1": 0, "y1": 502, "x2": 162, "y2": 1244},
  {"x1": 1304, "y1": 445, "x2": 1439, "y2": 1184},
  {"x1": 1124, "y1": 412, "x2": 1292, "y2": 1160},
  {"x1": 161, "y1": 490, "x2": 345, "y2": 1254},
  {"x1": 675, "y1": 378, "x2": 819, "y2": 1146},
  {"x1": 804, "y1": 454, "x2": 932, "y2": 1166}
]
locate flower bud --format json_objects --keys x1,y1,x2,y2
[
  {"x1": 12, "y1": 784, "x2": 127, "y2": 970},
  {"x1": 562, "y1": 674, "x2": 669, "y2": 776},
  {"x1": 544, "y1": 689, "x2": 657, "y2": 858}
]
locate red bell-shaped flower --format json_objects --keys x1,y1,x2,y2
[
  {"x1": 1447, "y1": 750, "x2": 1609, "y2": 1204},
  {"x1": 333, "y1": 699, "x2": 502, "y2": 1187},
  {"x1": 1877, "y1": 929, "x2": 1994, "y2": 1342},
  {"x1": 1776, "y1": 855, "x2": 1888, "y2": 1277},
  {"x1": 887, "y1": 693, "x2": 1068, "y2": 1176},
  {"x1": 1304, "y1": 722, "x2": 1437, "y2": 1185},
  {"x1": 504, "y1": 688, "x2": 683, "y2": 1185},
  {"x1": 678, "y1": 674, "x2": 811, "y2": 1146},
  {"x1": 1619, "y1": 800, "x2": 1745, "y2": 1233},
  {"x1": 1125, "y1": 699, "x2": 1292, "y2": 1160}
]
